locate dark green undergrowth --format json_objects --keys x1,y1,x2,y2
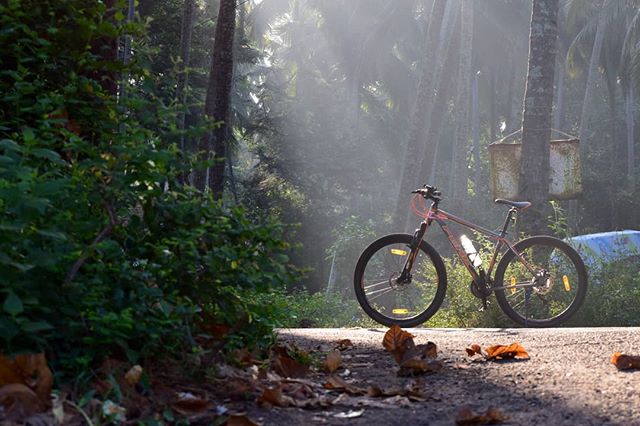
[{"x1": 0, "y1": 0, "x2": 296, "y2": 379}]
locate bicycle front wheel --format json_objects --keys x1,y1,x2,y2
[
  {"x1": 494, "y1": 236, "x2": 588, "y2": 327},
  {"x1": 354, "y1": 234, "x2": 447, "y2": 327}
]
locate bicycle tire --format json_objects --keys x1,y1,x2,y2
[
  {"x1": 494, "y1": 236, "x2": 588, "y2": 327},
  {"x1": 354, "y1": 233, "x2": 447, "y2": 327}
]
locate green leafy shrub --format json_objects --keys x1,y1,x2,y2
[
  {"x1": 570, "y1": 259, "x2": 640, "y2": 326},
  {"x1": 268, "y1": 289, "x2": 376, "y2": 328},
  {"x1": 0, "y1": 0, "x2": 296, "y2": 375}
]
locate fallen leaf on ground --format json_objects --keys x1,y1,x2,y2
[
  {"x1": 398, "y1": 342, "x2": 442, "y2": 375},
  {"x1": 257, "y1": 384, "x2": 295, "y2": 407},
  {"x1": 271, "y1": 346, "x2": 310, "y2": 378},
  {"x1": 282, "y1": 381, "x2": 316, "y2": 400},
  {"x1": 336, "y1": 339, "x2": 354, "y2": 351},
  {"x1": 485, "y1": 343, "x2": 529, "y2": 361},
  {"x1": 227, "y1": 413, "x2": 260, "y2": 425},
  {"x1": 325, "y1": 350, "x2": 342, "y2": 373},
  {"x1": 333, "y1": 409, "x2": 365, "y2": 419},
  {"x1": 366, "y1": 383, "x2": 426, "y2": 401},
  {"x1": 124, "y1": 365, "x2": 143, "y2": 385},
  {"x1": 234, "y1": 348, "x2": 257, "y2": 366},
  {"x1": 172, "y1": 392, "x2": 211, "y2": 415},
  {"x1": 0, "y1": 353, "x2": 53, "y2": 405},
  {"x1": 466, "y1": 343, "x2": 529, "y2": 361},
  {"x1": 611, "y1": 352, "x2": 640, "y2": 370},
  {"x1": 324, "y1": 375, "x2": 365, "y2": 395},
  {"x1": 383, "y1": 325, "x2": 416, "y2": 363},
  {"x1": 455, "y1": 406, "x2": 507, "y2": 425},
  {"x1": 102, "y1": 399, "x2": 127, "y2": 422},
  {"x1": 331, "y1": 393, "x2": 410, "y2": 409},
  {"x1": 466, "y1": 344, "x2": 482, "y2": 357},
  {"x1": 0, "y1": 383, "x2": 47, "y2": 422}
]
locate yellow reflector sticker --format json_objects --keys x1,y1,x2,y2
[
  {"x1": 563, "y1": 275, "x2": 571, "y2": 291},
  {"x1": 392, "y1": 309, "x2": 409, "y2": 314},
  {"x1": 390, "y1": 249, "x2": 407, "y2": 256},
  {"x1": 510, "y1": 277, "x2": 516, "y2": 294}
]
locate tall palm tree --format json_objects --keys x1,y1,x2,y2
[
  {"x1": 450, "y1": 0, "x2": 474, "y2": 209},
  {"x1": 393, "y1": 0, "x2": 448, "y2": 231},
  {"x1": 519, "y1": 0, "x2": 560, "y2": 235},
  {"x1": 195, "y1": 0, "x2": 237, "y2": 197}
]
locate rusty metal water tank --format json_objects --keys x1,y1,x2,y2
[{"x1": 488, "y1": 134, "x2": 582, "y2": 200}]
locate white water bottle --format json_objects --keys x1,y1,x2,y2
[{"x1": 460, "y1": 234, "x2": 482, "y2": 268}]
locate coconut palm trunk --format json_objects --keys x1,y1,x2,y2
[
  {"x1": 578, "y1": 1, "x2": 608, "y2": 150},
  {"x1": 392, "y1": 0, "x2": 447, "y2": 231},
  {"x1": 194, "y1": 0, "x2": 237, "y2": 197},
  {"x1": 518, "y1": 0, "x2": 559, "y2": 235},
  {"x1": 451, "y1": 0, "x2": 473, "y2": 210}
]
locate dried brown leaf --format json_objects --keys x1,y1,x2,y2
[
  {"x1": 466, "y1": 344, "x2": 483, "y2": 357},
  {"x1": 0, "y1": 353, "x2": 53, "y2": 406},
  {"x1": 397, "y1": 342, "x2": 441, "y2": 376},
  {"x1": 172, "y1": 392, "x2": 211, "y2": 415},
  {"x1": 226, "y1": 414, "x2": 260, "y2": 426},
  {"x1": 336, "y1": 339, "x2": 354, "y2": 350},
  {"x1": 324, "y1": 375, "x2": 365, "y2": 395},
  {"x1": 124, "y1": 365, "x2": 143, "y2": 385},
  {"x1": 611, "y1": 352, "x2": 640, "y2": 370},
  {"x1": 257, "y1": 385, "x2": 295, "y2": 407},
  {"x1": 455, "y1": 406, "x2": 507, "y2": 425},
  {"x1": 325, "y1": 350, "x2": 342, "y2": 373},
  {"x1": 271, "y1": 352, "x2": 309, "y2": 378},
  {"x1": 0, "y1": 383, "x2": 47, "y2": 421},
  {"x1": 382, "y1": 325, "x2": 416, "y2": 364},
  {"x1": 282, "y1": 381, "x2": 317, "y2": 400},
  {"x1": 485, "y1": 343, "x2": 529, "y2": 361}
]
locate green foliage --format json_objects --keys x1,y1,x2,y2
[
  {"x1": 271, "y1": 289, "x2": 376, "y2": 328},
  {"x1": 426, "y1": 257, "x2": 506, "y2": 328},
  {"x1": 0, "y1": 0, "x2": 296, "y2": 375},
  {"x1": 570, "y1": 259, "x2": 640, "y2": 326}
]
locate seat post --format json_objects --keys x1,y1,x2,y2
[{"x1": 500, "y1": 207, "x2": 517, "y2": 237}]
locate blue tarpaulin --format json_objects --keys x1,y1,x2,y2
[{"x1": 565, "y1": 230, "x2": 640, "y2": 270}]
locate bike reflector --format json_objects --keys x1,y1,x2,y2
[
  {"x1": 510, "y1": 277, "x2": 516, "y2": 294},
  {"x1": 390, "y1": 249, "x2": 407, "y2": 256},
  {"x1": 392, "y1": 308, "x2": 409, "y2": 314},
  {"x1": 563, "y1": 275, "x2": 571, "y2": 291}
]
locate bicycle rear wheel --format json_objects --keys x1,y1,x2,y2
[
  {"x1": 354, "y1": 234, "x2": 447, "y2": 327},
  {"x1": 494, "y1": 236, "x2": 588, "y2": 327}
]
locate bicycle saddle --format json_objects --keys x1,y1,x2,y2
[{"x1": 494, "y1": 199, "x2": 532, "y2": 210}]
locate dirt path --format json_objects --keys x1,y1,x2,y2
[{"x1": 241, "y1": 327, "x2": 640, "y2": 426}]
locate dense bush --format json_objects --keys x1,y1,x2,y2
[{"x1": 0, "y1": 0, "x2": 295, "y2": 375}]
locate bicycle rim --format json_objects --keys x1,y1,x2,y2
[
  {"x1": 495, "y1": 236, "x2": 587, "y2": 327},
  {"x1": 355, "y1": 234, "x2": 446, "y2": 327}
]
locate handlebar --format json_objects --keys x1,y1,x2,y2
[{"x1": 411, "y1": 184, "x2": 442, "y2": 201}]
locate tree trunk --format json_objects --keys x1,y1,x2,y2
[
  {"x1": 472, "y1": 70, "x2": 480, "y2": 190},
  {"x1": 419, "y1": 5, "x2": 461, "y2": 185},
  {"x1": 451, "y1": 0, "x2": 473, "y2": 210},
  {"x1": 553, "y1": 56, "x2": 565, "y2": 130},
  {"x1": 518, "y1": 0, "x2": 559, "y2": 236},
  {"x1": 626, "y1": 86, "x2": 635, "y2": 189},
  {"x1": 490, "y1": 72, "x2": 496, "y2": 143},
  {"x1": 392, "y1": 0, "x2": 448, "y2": 231},
  {"x1": 578, "y1": 1, "x2": 607, "y2": 150},
  {"x1": 176, "y1": 0, "x2": 195, "y2": 150},
  {"x1": 194, "y1": 0, "x2": 237, "y2": 197}
]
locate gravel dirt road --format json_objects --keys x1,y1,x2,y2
[{"x1": 244, "y1": 327, "x2": 640, "y2": 426}]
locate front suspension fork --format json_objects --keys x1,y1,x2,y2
[{"x1": 397, "y1": 221, "x2": 428, "y2": 283}]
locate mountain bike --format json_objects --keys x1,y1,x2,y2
[{"x1": 353, "y1": 185, "x2": 588, "y2": 328}]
